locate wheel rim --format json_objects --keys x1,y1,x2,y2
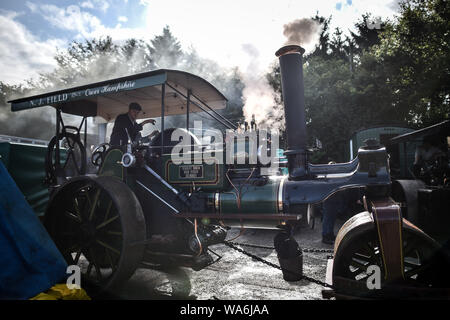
[
  {"x1": 58, "y1": 136, "x2": 85, "y2": 176},
  {"x1": 335, "y1": 229, "x2": 441, "y2": 283},
  {"x1": 46, "y1": 133, "x2": 86, "y2": 184},
  {"x1": 45, "y1": 176, "x2": 146, "y2": 294},
  {"x1": 333, "y1": 215, "x2": 448, "y2": 296},
  {"x1": 91, "y1": 143, "x2": 110, "y2": 167}
]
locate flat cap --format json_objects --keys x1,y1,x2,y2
[{"x1": 129, "y1": 102, "x2": 142, "y2": 111}]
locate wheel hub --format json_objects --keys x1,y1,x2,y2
[{"x1": 80, "y1": 222, "x2": 97, "y2": 241}]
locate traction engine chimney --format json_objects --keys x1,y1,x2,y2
[{"x1": 275, "y1": 45, "x2": 308, "y2": 180}]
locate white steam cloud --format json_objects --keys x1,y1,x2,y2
[
  {"x1": 283, "y1": 18, "x2": 322, "y2": 52},
  {"x1": 241, "y1": 43, "x2": 283, "y2": 131},
  {"x1": 241, "y1": 18, "x2": 322, "y2": 132}
]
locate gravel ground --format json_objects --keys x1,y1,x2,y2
[{"x1": 103, "y1": 217, "x2": 345, "y2": 300}]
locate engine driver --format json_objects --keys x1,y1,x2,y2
[{"x1": 110, "y1": 102, "x2": 158, "y2": 146}]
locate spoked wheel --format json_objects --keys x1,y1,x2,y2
[
  {"x1": 45, "y1": 130, "x2": 87, "y2": 185},
  {"x1": 332, "y1": 211, "x2": 450, "y2": 299},
  {"x1": 91, "y1": 143, "x2": 110, "y2": 167},
  {"x1": 45, "y1": 175, "x2": 146, "y2": 295}
]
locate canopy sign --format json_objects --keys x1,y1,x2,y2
[{"x1": 11, "y1": 73, "x2": 167, "y2": 112}]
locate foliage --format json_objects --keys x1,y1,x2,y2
[
  {"x1": 0, "y1": 26, "x2": 244, "y2": 139},
  {"x1": 2, "y1": 1, "x2": 448, "y2": 151},
  {"x1": 149, "y1": 26, "x2": 183, "y2": 69},
  {"x1": 374, "y1": 0, "x2": 450, "y2": 126},
  {"x1": 0, "y1": 82, "x2": 55, "y2": 140},
  {"x1": 267, "y1": 0, "x2": 449, "y2": 162}
]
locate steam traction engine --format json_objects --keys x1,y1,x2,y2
[{"x1": 8, "y1": 45, "x2": 450, "y2": 298}]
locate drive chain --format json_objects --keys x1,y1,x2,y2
[
  {"x1": 223, "y1": 241, "x2": 334, "y2": 289},
  {"x1": 226, "y1": 241, "x2": 334, "y2": 254}
]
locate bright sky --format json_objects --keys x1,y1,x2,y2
[{"x1": 0, "y1": 0, "x2": 402, "y2": 85}]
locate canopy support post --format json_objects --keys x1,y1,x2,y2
[
  {"x1": 161, "y1": 83, "x2": 165, "y2": 155},
  {"x1": 186, "y1": 89, "x2": 191, "y2": 131},
  {"x1": 55, "y1": 108, "x2": 61, "y2": 168},
  {"x1": 165, "y1": 82, "x2": 233, "y2": 130},
  {"x1": 84, "y1": 117, "x2": 87, "y2": 150}
]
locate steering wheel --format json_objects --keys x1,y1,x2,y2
[
  {"x1": 91, "y1": 143, "x2": 111, "y2": 167},
  {"x1": 45, "y1": 128, "x2": 86, "y2": 185},
  {"x1": 148, "y1": 128, "x2": 201, "y2": 157}
]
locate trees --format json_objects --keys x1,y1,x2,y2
[
  {"x1": 350, "y1": 14, "x2": 385, "y2": 54},
  {"x1": 268, "y1": 15, "x2": 371, "y2": 161},
  {"x1": 302, "y1": 55, "x2": 354, "y2": 161},
  {"x1": 374, "y1": 0, "x2": 450, "y2": 126},
  {"x1": 267, "y1": 1, "x2": 449, "y2": 162},
  {"x1": 308, "y1": 14, "x2": 332, "y2": 60},
  {"x1": 0, "y1": 26, "x2": 244, "y2": 139},
  {"x1": 3, "y1": 2, "x2": 448, "y2": 149},
  {"x1": 0, "y1": 82, "x2": 55, "y2": 140},
  {"x1": 149, "y1": 26, "x2": 183, "y2": 69},
  {"x1": 38, "y1": 36, "x2": 152, "y2": 89}
]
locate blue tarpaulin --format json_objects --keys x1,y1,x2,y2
[{"x1": 0, "y1": 161, "x2": 67, "y2": 299}]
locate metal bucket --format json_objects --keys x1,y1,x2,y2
[{"x1": 274, "y1": 232, "x2": 303, "y2": 281}]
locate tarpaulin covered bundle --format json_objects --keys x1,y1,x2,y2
[
  {"x1": 30, "y1": 284, "x2": 90, "y2": 300},
  {"x1": 0, "y1": 161, "x2": 68, "y2": 299}
]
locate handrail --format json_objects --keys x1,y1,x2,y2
[{"x1": 308, "y1": 157, "x2": 359, "y2": 175}]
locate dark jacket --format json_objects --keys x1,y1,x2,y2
[{"x1": 110, "y1": 113, "x2": 143, "y2": 146}]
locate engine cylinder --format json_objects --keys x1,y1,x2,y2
[{"x1": 200, "y1": 177, "x2": 303, "y2": 229}]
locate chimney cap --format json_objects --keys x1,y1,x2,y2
[{"x1": 275, "y1": 45, "x2": 305, "y2": 57}]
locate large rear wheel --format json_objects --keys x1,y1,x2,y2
[{"x1": 45, "y1": 175, "x2": 146, "y2": 295}]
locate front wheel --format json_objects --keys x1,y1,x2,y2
[{"x1": 332, "y1": 211, "x2": 450, "y2": 298}]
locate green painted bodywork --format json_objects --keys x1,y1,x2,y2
[
  {"x1": 0, "y1": 142, "x2": 49, "y2": 216},
  {"x1": 98, "y1": 149, "x2": 124, "y2": 179},
  {"x1": 162, "y1": 154, "x2": 226, "y2": 191},
  {"x1": 218, "y1": 178, "x2": 280, "y2": 214}
]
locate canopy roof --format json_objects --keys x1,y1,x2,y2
[{"x1": 8, "y1": 69, "x2": 228, "y2": 122}]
